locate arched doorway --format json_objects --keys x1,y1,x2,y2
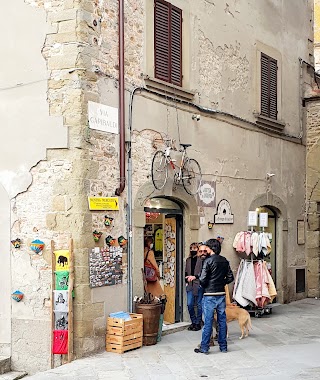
[
  {"x1": 144, "y1": 197, "x2": 183, "y2": 323},
  {"x1": 250, "y1": 193, "x2": 288, "y2": 303},
  {"x1": 133, "y1": 180, "x2": 200, "y2": 322}
]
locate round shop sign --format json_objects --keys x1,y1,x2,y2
[{"x1": 198, "y1": 181, "x2": 216, "y2": 207}]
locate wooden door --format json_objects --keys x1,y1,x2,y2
[{"x1": 163, "y1": 217, "x2": 176, "y2": 324}]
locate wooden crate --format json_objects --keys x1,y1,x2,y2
[{"x1": 106, "y1": 313, "x2": 143, "y2": 354}]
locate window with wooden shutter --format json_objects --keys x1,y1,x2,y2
[
  {"x1": 261, "y1": 53, "x2": 278, "y2": 120},
  {"x1": 154, "y1": 0, "x2": 182, "y2": 87}
]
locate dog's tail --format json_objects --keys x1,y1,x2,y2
[{"x1": 247, "y1": 315, "x2": 253, "y2": 330}]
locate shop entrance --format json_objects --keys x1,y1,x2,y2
[
  {"x1": 256, "y1": 206, "x2": 277, "y2": 285},
  {"x1": 144, "y1": 197, "x2": 183, "y2": 324}
]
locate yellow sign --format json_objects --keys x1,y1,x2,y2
[
  {"x1": 88, "y1": 196, "x2": 119, "y2": 211},
  {"x1": 54, "y1": 250, "x2": 70, "y2": 271}
]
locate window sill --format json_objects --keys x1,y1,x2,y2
[
  {"x1": 254, "y1": 114, "x2": 285, "y2": 133},
  {"x1": 144, "y1": 76, "x2": 195, "y2": 101}
]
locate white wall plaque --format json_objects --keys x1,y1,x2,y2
[
  {"x1": 248, "y1": 211, "x2": 258, "y2": 227},
  {"x1": 214, "y1": 199, "x2": 234, "y2": 224},
  {"x1": 197, "y1": 181, "x2": 216, "y2": 208},
  {"x1": 88, "y1": 101, "x2": 118, "y2": 134},
  {"x1": 259, "y1": 212, "x2": 268, "y2": 228}
]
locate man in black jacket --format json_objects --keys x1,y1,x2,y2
[{"x1": 194, "y1": 238, "x2": 234, "y2": 354}]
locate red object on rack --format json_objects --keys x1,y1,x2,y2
[{"x1": 53, "y1": 330, "x2": 68, "y2": 354}]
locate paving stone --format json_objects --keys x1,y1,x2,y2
[{"x1": 24, "y1": 300, "x2": 320, "y2": 380}]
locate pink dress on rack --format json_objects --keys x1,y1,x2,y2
[{"x1": 254, "y1": 261, "x2": 270, "y2": 307}]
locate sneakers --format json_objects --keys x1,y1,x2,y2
[
  {"x1": 188, "y1": 323, "x2": 195, "y2": 331},
  {"x1": 220, "y1": 349, "x2": 228, "y2": 353},
  {"x1": 193, "y1": 324, "x2": 202, "y2": 331},
  {"x1": 194, "y1": 348, "x2": 209, "y2": 355}
]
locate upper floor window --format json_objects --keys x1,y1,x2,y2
[
  {"x1": 154, "y1": 0, "x2": 182, "y2": 87},
  {"x1": 261, "y1": 53, "x2": 278, "y2": 120}
]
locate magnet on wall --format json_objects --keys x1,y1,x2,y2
[
  {"x1": 105, "y1": 235, "x2": 117, "y2": 246},
  {"x1": 208, "y1": 222, "x2": 214, "y2": 230},
  {"x1": 118, "y1": 236, "x2": 127, "y2": 247},
  {"x1": 11, "y1": 290, "x2": 24, "y2": 302},
  {"x1": 11, "y1": 238, "x2": 22, "y2": 249},
  {"x1": 104, "y1": 216, "x2": 114, "y2": 227},
  {"x1": 30, "y1": 239, "x2": 45, "y2": 254},
  {"x1": 93, "y1": 230, "x2": 103, "y2": 242}
]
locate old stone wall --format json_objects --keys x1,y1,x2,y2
[{"x1": 306, "y1": 99, "x2": 320, "y2": 298}]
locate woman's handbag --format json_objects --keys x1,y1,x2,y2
[{"x1": 144, "y1": 250, "x2": 158, "y2": 282}]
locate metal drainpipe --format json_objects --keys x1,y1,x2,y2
[{"x1": 115, "y1": 0, "x2": 125, "y2": 196}]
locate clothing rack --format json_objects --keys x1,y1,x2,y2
[{"x1": 233, "y1": 226, "x2": 276, "y2": 318}]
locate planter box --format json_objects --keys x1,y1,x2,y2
[{"x1": 106, "y1": 313, "x2": 143, "y2": 354}]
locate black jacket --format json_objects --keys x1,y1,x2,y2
[{"x1": 199, "y1": 254, "x2": 234, "y2": 294}]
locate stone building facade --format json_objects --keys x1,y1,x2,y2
[
  {"x1": 305, "y1": 0, "x2": 320, "y2": 299},
  {"x1": 0, "y1": 0, "x2": 314, "y2": 375}
]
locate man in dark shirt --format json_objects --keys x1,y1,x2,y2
[
  {"x1": 194, "y1": 239, "x2": 234, "y2": 354},
  {"x1": 185, "y1": 243, "x2": 206, "y2": 331}
]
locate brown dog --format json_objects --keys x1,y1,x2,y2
[
  {"x1": 199, "y1": 306, "x2": 252, "y2": 347},
  {"x1": 223, "y1": 306, "x2": 252, "y2": 339}
]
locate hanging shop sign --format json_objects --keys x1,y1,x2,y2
[
  {"x1": 88, "y1": 101, "x2": 118, "y2": 134},
  {"x1": 259, "y1": 212, "x2": 269, "y2": 228},
  {"x1": 248, "y1": 211, "x2": 258, "y2": 227},
  {"x1": 214, "y1": 199, "x2": 234, "y2": 224},
  {"x1": 197, "y1": 180, "x2": 216, "y2": 208},
  {"x1": 88, "y1": 196, "x2": 119, "y2": 211}
]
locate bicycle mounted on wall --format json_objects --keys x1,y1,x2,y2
[{"x1": 151, "y1": 137, "x2": 202, "y2": 196}]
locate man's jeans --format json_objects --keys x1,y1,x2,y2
[
  {"x1": 187, "y1": 287, "x2": 204, "y2": 325},
  {"x1": 200, "y1": 295, "x2": 227, "y2": 352}
]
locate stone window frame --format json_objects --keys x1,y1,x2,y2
[
  {"x1": 145, "y1": 0, "x2": 194, "y2": 100},
  {"x1": 254, "y1": 41, "x2": 285, "y2": 132}
]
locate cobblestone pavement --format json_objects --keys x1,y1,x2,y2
[{"x1": 26, "y1": 299, "x2": 320, "y2": 380}]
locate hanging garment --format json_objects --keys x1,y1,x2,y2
[
  {"x1": 264, "y1": 262, "x2": 277, "y2": 302},
  {"x1": 234, "y1": 261, "x2": 250, "y2": 307},
  {"x1": 254, "y1": 261, "x2": 270, "y2": 307},
  {"x1": 244, "y1": 232, "x2": 252, "y2": 256},
  {"x1": 233, "y1": 232, "x2": 242, "y2": 249},
  {"x1": 55, "y1": 271, "x2": 69, "y2": 290},
  {"x1": 53, "y1": 330, "x2": 68, "y2": 354},
  {"x1": 241, "y1": 261, "x2": 258, "y2": 306},
  {"x1": 53, "y1": 290, "x2": 68, "y2": 312},
  {"x1": 251, "y1": 232, "x2": 259, "y2": 256},
  {"x1": 232, "y1": 259, "x2": 245, "y2": 300},
  {"x1": 258, "y1": 233, "x2": 271, "y2": 256}
]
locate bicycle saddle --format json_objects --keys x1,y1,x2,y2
[{"x1": 180, "y1": 143, "x2": 192, "y2": 149}]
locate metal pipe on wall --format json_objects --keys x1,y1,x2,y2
[{"x1": 115, "y1": 0, "x2": 125, "y2": 196}]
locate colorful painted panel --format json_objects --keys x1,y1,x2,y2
[
  {"x1": 53, "y1": 290, "x2": 68, "y2": 312},
  {"x1": 54, "y1": 250, "x2": 70, "y2": 271}
]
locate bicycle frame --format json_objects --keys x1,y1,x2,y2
[{"x1": 164, "y1": 145, "x2": 187, "y2": 182}]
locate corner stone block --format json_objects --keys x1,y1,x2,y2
[
  {"x1": 190, "y1": 214, "x2": 200, "y2": 230},
  {"x1": 133, "y1": 210, "x2": 146, "y2": 227},
  {"x1": 46, "y1": 213, "x2": 57, "y2": 229},
  {"x1": 307, "y1": 231, "x2": 320, "y2": 249},
  {"x1": 307, "y1": 214, "x2": 320, "y2": 231}
]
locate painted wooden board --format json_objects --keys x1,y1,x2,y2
[{"x1": 163, "y1": 217, "x2": 176, "y2": 324}]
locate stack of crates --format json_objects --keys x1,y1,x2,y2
[{"x1": 106, "y1": 313, "x2": 143, "y2": 354}]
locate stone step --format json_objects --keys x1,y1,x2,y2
[
  {"x1": 0, "y1": 357, "x2": 10, "y2": 375},
  {"x1": 0, "y1": 372, "x2": 28, "y2": 380},
  {"x1": 162, "y1": 321, "x2": 189, "y2": 336}
]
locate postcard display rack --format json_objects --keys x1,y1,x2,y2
[{"x1": 50, "y1": 239, "x2": 74, "y2": 367}]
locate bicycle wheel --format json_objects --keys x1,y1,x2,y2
[
  {"x1": 182, "y1": 158, "x2": 202, "y2": 195},
  {"x1": 151, "y1": 151, "x2": 168, "y2": 190}
]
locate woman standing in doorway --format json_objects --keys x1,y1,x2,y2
[
  {"x1": 144, "y1": 237, "x2": 164, "y2": 298},
  {"x1": 185, "y1": 243, "x2": 206, "y2": 331}
]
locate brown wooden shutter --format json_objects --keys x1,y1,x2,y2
[
  {"x1": 261, "y1": 53, "x2": 278, "y2": 120},
  {"x1": 170, "y1": 5, "x2": 182, "y2": 86},
  {"x1": 154, "y1": 0, "x2": 170, "y2": 82},
  {"x1": 154, "y1": 0, "x2": 182, "y2": 86}
]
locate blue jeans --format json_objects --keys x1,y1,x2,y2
[
  {"x1": 200, "y1": 295, "x2": 227, "y2": 352},
  {"x1": 187, "y1": 287, "x2": 204, "y2": 325}
]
